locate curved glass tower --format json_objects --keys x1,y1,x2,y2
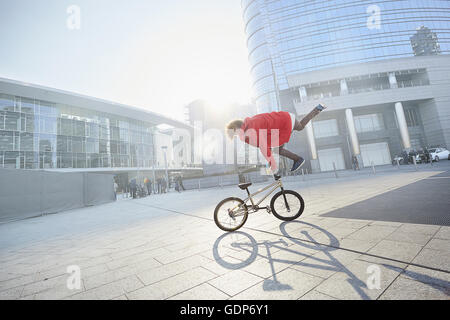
[{"x1": 241, "y1": 0, "x2": 450, "y2": 113}]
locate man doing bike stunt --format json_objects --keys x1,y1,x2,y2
[{"x1": 226, "y1": 104, "x2": 327, "y2": 173}]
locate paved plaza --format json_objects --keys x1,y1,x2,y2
[{"x1": 0, "y1": 163, "x2": 449, "y2": 300}]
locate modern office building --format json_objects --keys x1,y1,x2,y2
[
  {"x1": 0, "y1": 78, "x2": 194, "y2": 181},
  {"x1": 241, "y1": 0, "x2": 450, "y2": 171}
]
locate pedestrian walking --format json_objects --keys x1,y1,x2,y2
[
  {"x1": 156, "y1": 177, "x2": 162, "y2": 194},
  {"x1": 145, "y1": 177, "x2": 152, "y2": 195},
  {"x1": 130, "y1": 178, "x2": 137, "y2": 199},
  {"x1": 113, "y1": 180, "x2": 118, "y2": 200},
  {"x1": 352, "y1": 155, "x2": 360, "y2": 170}
]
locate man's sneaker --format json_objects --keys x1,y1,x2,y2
[{"x1": 291, "y1": 157, "x2": 305, "y2": 172}]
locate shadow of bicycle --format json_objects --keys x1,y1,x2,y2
[{"x1": 212, "y1": 221, "x2": 371, "y2": 298}]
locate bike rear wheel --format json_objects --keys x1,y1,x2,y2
[
  {"x1": 214, "y1": 197, "x2": 248, "y2": 232},
  {"x1": 270, "y1": 190, "x2": 304, "y2": 221}
]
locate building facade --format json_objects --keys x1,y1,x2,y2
[
  {"x1": 0, "y1": 78, "x2": 192, "y2": 176},
  {"x1": 241, "y1": 0, "x2": 450, "y2": 171}
]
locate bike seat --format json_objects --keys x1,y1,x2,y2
[{"x1": 238, "y1": 182, "x2": 252, "y2": 190}]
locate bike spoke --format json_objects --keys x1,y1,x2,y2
[
  {"x1": 274, "y1": 194, "x2": 301, "y2": 217},
  {"x1": 216, "y1": 200, "x2": 247, "y2": 230}
]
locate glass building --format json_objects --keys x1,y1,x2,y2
[
  {"x1": 241, "y1": 0, "x2": 450, "y2": 172},
  {"x1": 242, "y1": 0, "x2": 450, "y2": 113},
  {"x1": 0, "y1": 78, "x2": 192, "y2": 171}
]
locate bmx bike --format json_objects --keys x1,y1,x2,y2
[{"x1": 214, "y1": 174, "x2": 305, "y2": 232}]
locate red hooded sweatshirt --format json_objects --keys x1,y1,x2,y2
[{"x1": 238, "y1": 111, "x2": 293, "y2": 170}]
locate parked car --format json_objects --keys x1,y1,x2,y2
[
  {"x1": 428, "y1": 147, "x2": 450, "y2": 162},
  {"x1": 392, "y1": 155, "x2": 405, "y2": 165}
]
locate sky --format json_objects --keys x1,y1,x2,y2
[{"x1": 0, "y1": 0, "x2": 253, "y2": 122}]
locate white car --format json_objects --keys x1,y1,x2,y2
[{"x1": 428, "y1": 147, "x2": 450, "y2": 162}]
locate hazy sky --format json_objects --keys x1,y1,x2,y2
[{"x1": 0, "y1": 0, "x2": 253, "y2": 121}]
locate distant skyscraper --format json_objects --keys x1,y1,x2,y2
[{"x1": 410, "y1": 26, "x2": 441, "y2": 56}]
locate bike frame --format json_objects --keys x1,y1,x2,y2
[
  {"x1": 227, "y1": 175, "x2": 292, "y2": 218},
  {"x1": 238, "y1": 177, "x2": 291, "y2": 214}
]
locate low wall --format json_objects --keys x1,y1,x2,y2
[
  {"x1": 181, "y1": 170, "x2": 269, "y2": 190},
  {"x1": 0, "y1": 169, "x2": 115, "y2": 223}
]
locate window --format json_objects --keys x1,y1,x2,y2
[
  {"x1": 39, "y1": 116, "x2": 57, "y2": 134},
  {"x1": 57, "y1": 136, "x2": 69, "y2": 153},
  {"x1": 25, "y1": 114, "x2": 36, "y2": 133},
  {"x1": 405, "y1": 109, "x2": 420, "y2": 127},
  {"x1": 24, "y1": 151, "x2": 38, "y2": 169},
  {"x1": 354, "y1": 114, "x2": 384, "y2": 133},
  {"x1": 21, "y1": 98, "x2": 35, "y2": 114},
  {"x1": 71, "y1": 137, "x2": 85, "y2": 153},
  {"x1": 58, "y1": 153, "x2": 73, "y2": 168},
  {"x1": 86, "y1": 138, "x2": 99, "y2": 154},
  {"x1": 73, "y1": 120, "x2": 85, "y2": 137},
  {"x1": 313, "y1": 119, "x2": 339, "y2": 138},
  {"x1": 0, "y1": 131, "x2": 13, "y2": 151},
  {"x1": 4, "y1": 112, "x2": 21, "y2": 131},
  {"x1": 0, "y1": 94, "x2": 14, "y2": 111},
  {"x1": 60, "y1": 118, "x2": 73, "y2": 136},
  {"x1": 20, "y1": 133, "x2": 34, "y2": 151},
  {"x1": 4, "y1": 151, "x2": 20, "y2": 169}
]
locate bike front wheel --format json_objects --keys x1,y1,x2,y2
[
  {"x1": 270, "y1": 190, "x2": 305, "y2": 221},
  {"x1": 214, "y1": 197, "x2": 248, "y2": 232}
]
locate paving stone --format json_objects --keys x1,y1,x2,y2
[
  {"x1": 334, "y1": 220, "x2": 371, "y2": 229},
  {"x1": 366, "y1": 240, "x2": 423, "y2": 263},
  {"x1": 337, "y1": 238, "x2": 379, "y2": 253},
  {"x1": 231, "y1": 268, "x2": 323, "y2": 300},
  {"x1": 21, "y1": 274, "x2": 68, "y2": 297},
  {"x1": 128, "y1": 267, "x2": 216, "y2": 300},
  {"x1": 291, "y1": 250, "x2": 361, "y2": 279},
  {"x1": 385, "y1": 231, "x2": 433, "y2": 246},
  {"x1": 369, "y1": 221, "x2": 403, "y2": 228},
  {"x1": 434, "y1": 226, "x2": 450, "y2": 240},
  {"x1": 402, "y1": 265, "x2": 450, "y2": 289},
  {"x1": 347, "y1": 225, "x2": 398, "y2": 242},
  {"x1": 411, "y1": 248, "x2": 450, "y2": 271},
  {"x1": 67, "y1": 275, "x2": 143, "y2": 300},
  {"x1": 83, "y1": 267, "x2": 135, "y2": 290},
  {"x1": 207, "y1": 270, "x2": 264, "y2": 297},
  {"x1": 0, "y1": 286, "x2": 24, "y2": 300},
  {"x1": 169, "y1": 283, "x2": 230, "y2": 300},
  {"x1": 0, "y1": 274, "x2": 36, "y2": 292},
  {"x1": 379, "y1": 276, "x2": 450, "y2": 300},
  {"x1": 299, "y1": 290, "x2": 338, "y2": 300},
  {"x1": 314, "y1": 259, "x2": 403, "y2": 300},
  {"x1": 202, "y1": 256, "x2": 244, "y2": 276},
  {"x1": 137, "y1": 255, "x2": 211, "y2": 286},
  {"x1": 32, "y1": 283, "x2": 84, "y2": 300},
  {"x1": 396, "y1": 224, "x2": 440, "y2": 235},
  {"x1": 425, "y1": 238, "x2": 450, "y2": 252}
]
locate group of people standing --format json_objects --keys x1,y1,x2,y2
[{"x1": 115, "y1": 174, "x2": 186, "y2": 200}]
